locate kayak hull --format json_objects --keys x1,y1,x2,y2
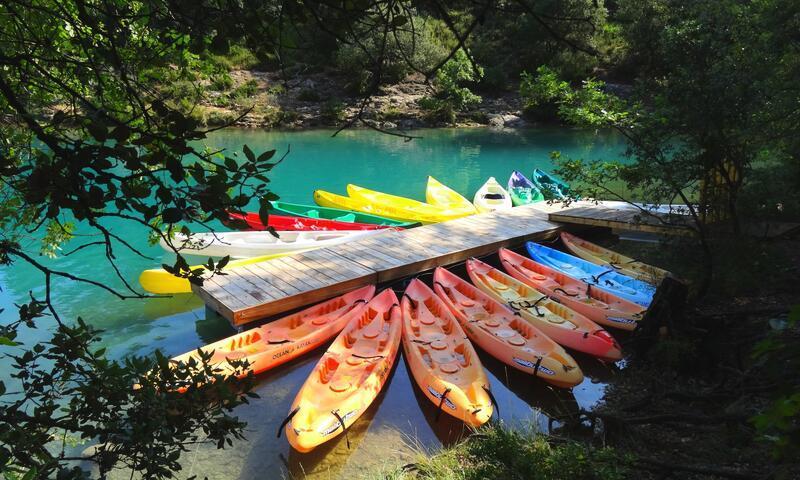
[
  {"x1": 526, "y1": 242, "x2": 655, "y2": 307},
  {"x1": 169, "y1": 285, "x2": 375, "y2": 384},
  {"x1": 473, "y1": 177, "x2": 513, "y2": 213},
  {"x1": 402, "y1": 279, "x2": 493, "y2": 426},
  {"x1": 498, "y1": 248, "x2": 645, "y2": 331},
  {"x1": 425, "y1": 176, "x2": 478, "y2": 217},
  {"x1": 467, "y1": 258, "x2": 622, "y2": 362},
  {"x1": 508, "y1": 170, "x2": 544, "y2": 206},
  {"x1": 560, "y1": 232, "x2": 670, "y2": 285},
  {"x1": 227, "y1": 212, "x2": 388, "y2": 231},
  {"x1": 433, "y1": 267, "x2": 583, "y2": 388},
  {"x1": 347, "y1": 184, "x2": 469, "y2": 223},
  {"x1": 271, "y1": 200, "x2": 416, "y2": 228},
  {"x1": 285, "y1": 289, "x2": 402, "y2": 452}
]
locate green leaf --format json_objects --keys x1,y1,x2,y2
[
  {"x1": 257, "y1": 149, "x2": 276, "y2": 162},
  {"x1": 0, "y1": 336, "x2": 19, "y2": 346},
  {"x1": 162, "y1": 208, "x2": 183, "y2": 224},
  {"x1": 242, "y1": 145, "x2": 256, "y2": 163},
  {"x1": 216, "y1": 256, "x2": 230, "y2": 270}
]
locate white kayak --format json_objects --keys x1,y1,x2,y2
[
  {"x1": 159, "y1": 229, "x2": 388, "y2": 258},
  {"x1": 473, "y1": 177, "x2": 513, "y2": 213}
]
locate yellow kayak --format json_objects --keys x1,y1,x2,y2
[
  {"x1": 346, "y1": 184, "x2": 469, "y2": 223},
  {"x1": 313, "y1": 189, "x2": 438, "y2": 224},
  {"x1": 425, "y1": 176, "x2": 478, "y2": 216},
  {"x1": 560, "y1": 232, "x2": 670, "y2": 285},
  {"x1": 139, "y1": 250, "x2": 311, "y2": 294}
]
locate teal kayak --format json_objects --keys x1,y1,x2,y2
[
  {"x1": 531, "y1": 168, "x2": 577, "y2": 200},
  {"x1": 271, "y1": 200, "x2": 419, "y2": 228},
  {"x1": 508, "y1": 170, "x2": 545, "y2": 206}
]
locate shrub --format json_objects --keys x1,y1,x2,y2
[
  {"x1": 211, "y1": 44, "x2": 261, "y2": 71},
  {"x1": 519, "y1": 66, "x2": 570, "y2": 120},
  {"x1": 230, "y1": 79, "x2": 259, "y2": 101},
  {"x1": 417, "y1": 49, "x2": 483, "y2": 123},
  {"x1": 267, "y1": 84, "x2": 287, "y2": 96},
  {"x1": 210, "y1": 73, "x2": 234, "y2": 91},
  {"x1": 320, "y1": 99, "x2": 346, "y2": 124},
  {"x1": 418, "y1": 97, "x2": 456, "y2": 124}
]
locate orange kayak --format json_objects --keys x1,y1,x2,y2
[
  {"x1": 401, "y1": 279, "x2": 493, "y2": 426},
  {"x1": 499, "y1": 248, "x2": 645, "y2": 331},
  {"x1": 283, "y1": 288, "x2": 402, "y2": 452},
  {"x1": 169, "y1": 285, "x2": 375, "y2": 382},
  {"x1": 467, "y1": 258, "x2": 622, "y2": 362},
  {"x1": 433, "y1": 267, "x2": 583, "y2": 388}
]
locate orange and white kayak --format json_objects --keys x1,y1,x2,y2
[
  {"x1": 284, "y1": 288, "x2": 402, "y2": 452},
  {"x1": 401, "y1": 279, "x2": 493, "y2": 426},
  {"x1": 467, "y1": 258, "x2": 622, "y2": 362},
  {"x1": 169, "y1": 286, "x2": 375, "y2": 382},
  {"x1": 560, "y1": 232, "x2": 670, "y2": 285},
  {"x1": 433, "y1": 267, "x2": 583, "y2": 388},
  {"x1": 498, "y1": 248, "x2": 645, "y2": 331}
]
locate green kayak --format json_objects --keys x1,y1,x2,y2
[
  {"x1": 271, "y1": 200, "x2": 419, "y2": 228},
  {"x1": 531, "y1": 168, "x2": 578, "y2": 200},
  {"x1": 508, "y1": 170, "x2": 545, "y2": 206}
]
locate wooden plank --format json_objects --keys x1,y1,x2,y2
[{"x1": 245, "y1": 261, "x2": 303, "y2": 296}]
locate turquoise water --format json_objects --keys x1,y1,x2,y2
[{"x1": 0, "y1": 127, "x2": 628, "y2": 478}]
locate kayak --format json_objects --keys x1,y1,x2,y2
[
  {"x1": 283, "y1": 288, "x2": 402, "y2": 452},
  {"x1": 159, "y1": 229, "x2": 387, "y2": 259},
  {"x1": 315, "y1": 189, "x2": 444, "y2": 225},
  {"x1": 271, "y1": 200, "x2": 416, "y2": 228},
  {"x1": 498, "y1": 248, "x2": 645, "y2": 331},
  {"x1": 467, "y1": 258, "x2": 622, "y2": 361},
  {"x1": 347, "y1": 184, "x2": 470, "y2": 223},
  {"x1": 560, "y1": 232, "x2": 670, "y2": 285},
  {"x1": 526, "y1": 242, "x2": 655, "y2": 307},
  {"x1": 168, "y1": 285, "x2": 375, "y2": 383},
  {"x1": 531, "y1": 168, "x2": 575, "y2": 200},
  {"x1": 472, "y1": 177, "x2": 513, "y2": 213},
  {"x1": 401, "y1": 279, "x2": 493, "y2": 426},
  {"x1": 425, "y1": 176, "x2": 478, "y2": 217},
  {"x1": 139, "y1": 251, "x2": 297, "y2": 294},
  {"x1": 508, "y1": 170, "x2": 544, "y2": 206},
  {"x1": 433, "y1": 267, "x2": 583, "y2": 388},
  {"x1": 227, "y1": 212, "x2": 389, "y2": 231}
]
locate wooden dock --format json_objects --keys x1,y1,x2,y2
[
  {"x1": 548, "y1": 202, "x2": 695, "y2": 236},
  {"x1": 194, "y1": 202, "x2": 562, "y2": 326},
  {"x1": 194, "y1": 200, "x2": 696, "y2": 327}
]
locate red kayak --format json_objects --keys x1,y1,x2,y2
[{"x1": 227, "y1": 212, "x2": 389, "y2": 231}]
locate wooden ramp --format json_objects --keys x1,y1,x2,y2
[
  {"x1": 194, "y1": 203, "x2": 562, "y2": 327},
  {"x1": 548, "y1": 202, "x2": 695, "y2": 236}
]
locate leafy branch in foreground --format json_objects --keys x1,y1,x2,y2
[{"x1": 0, "y1": 306, "x2": 255, "y2": 479}]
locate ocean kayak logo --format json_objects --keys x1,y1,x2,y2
[
  {"x1": 427, "y1": 386, "x2": 456, "y2": 410},
  {"x1": 606, "y1": 316, "x2": 637, "y2": 325},
  {"x1": 318, "y1": 410, "x2": 357, "y2": 436},
  {"x1": 513, "y1": 357, "x2": 555, "y2": 375}
]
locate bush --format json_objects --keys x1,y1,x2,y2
[
  {"x1": 210, "y1": 44, "x2": 261, "y2": 71},
  {"x1": 519, "y1": 66, "x2": 570, "y2": 120},
  {"x1": 210, "y1": 73, "x2": 234, "y2": 91},
  {"x1": 320, "y1": 99, "x2": 346, "y2": 124},
  {"x1": 229, "y1": 79, "x2": 259, "y2": 101},
  {"x1": 417, "y1": 49, "x2": 483, "y2": 123},
  {"x1": 334, "y1": 16, "x2": 450, "y2": 89}
]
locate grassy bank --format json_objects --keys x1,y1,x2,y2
[{"x1": 373, "y1": 424, "x2": 630, "y2": 480}]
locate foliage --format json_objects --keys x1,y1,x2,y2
[
  {"x1": 209, "y1": 45, "x2": 261, "y2": 71},
  {"x1": 320, "y1": 99, "x2": 346, "y2": 125},
  {"x1": 334, "y1": 15, "x2": 451, "y2": 90},
  {"x1": 296, "y1": 89, "x2": 322, "y2": 102},
  {"x1": 751, "y1": 305, "x2": 800, "y2": 462},
  {"x1": 378, "y1": 424, "x2": 631, "y2": 480},
  {"x1": 0, "y1": 309, "x2": 254, "y2": 479},
  {"x1": 418, "y1": 49, "x2": 483, "y2": 124}
]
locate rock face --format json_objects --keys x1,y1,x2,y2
[{"x1": 202, "y1": 69, "x2": 532, "y2": 130}]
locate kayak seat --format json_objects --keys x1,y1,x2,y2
[
  {"x1": 306, "y1": 209, "x2": 320, "y2": 218},
  {"x1": 338, "y1": 213, "x2": 356, "y2": 222}
]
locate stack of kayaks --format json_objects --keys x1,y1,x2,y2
[
  {"x1": 531, "y1": 168, "x2": 576, "y2": 200},
  {"x1": 270, "y1": 200, "x2": 417, "y2": 229},
  {"x1": 473, "y1": 177, "x2": 513, "y2": 213},
  {"x1": 527, "y1": 242, "x2": 655, "y2": 306},
  {"x1": 315, "y1": 182, "x2": 472, "y2": 224},
  {"x1": 159, "y1": 229, "x2": 388, "y2": 259},
  {"x1": 508, "y1": 171, "x2": 544, "y2": 206},
  {"x1": 227, "y1": 212, "x2": 389, "y2": 231},
  {"x1": 560, "y1": 232, "x2": 670, "y2": 285}
]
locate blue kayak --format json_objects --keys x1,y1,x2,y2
[{"x1": 526, "y1": 242, "x2": 655, "y2": 306}]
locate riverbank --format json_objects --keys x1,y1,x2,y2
[{"x1": 189, "y1": 69, "x2": 530, "y2": 130}]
